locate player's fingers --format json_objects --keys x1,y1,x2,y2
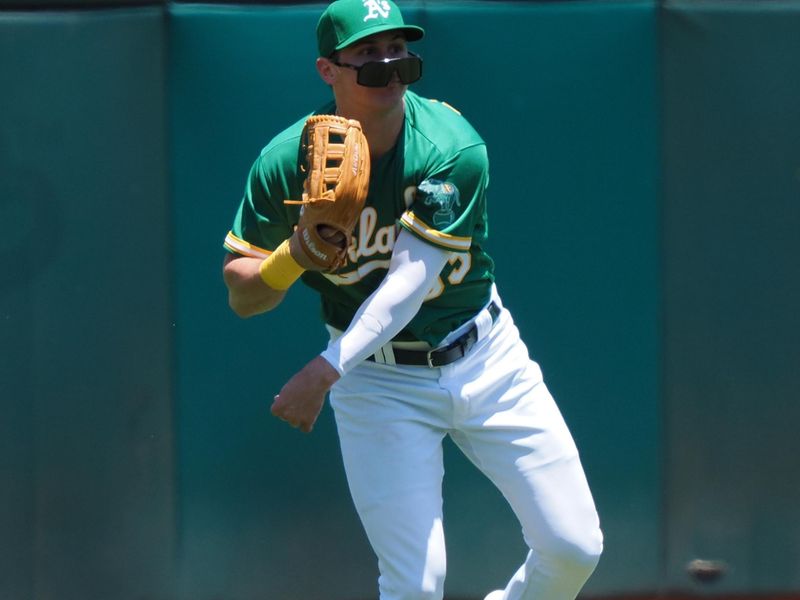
[
  {"x1": 271, "y1": 395, "x2": 293, "y2": 424},
  {"x1": 272, "y1": 396, "x2": 306, "y2": 430},
  {"x1": 299, "y1": 408, "x2": 321, "y2": 434},
  {"x1": 271, "y1": 393, "x2": 313, "y2": 431},
  {"x1": 270, "y1": 395, "x2": 281, "y2": 417},
  {"x1": 317, "y1": 225, "x2": 346, "y2": 246}
]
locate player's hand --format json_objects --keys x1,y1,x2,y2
[
  {"x1": 271, "y1": 355, "x2": 341, "y2": 433},
  {"x1": 289, "y1": 227, "x2": 347, "y2": 272}
]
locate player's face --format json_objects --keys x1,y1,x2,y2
[{"x1": 328, "y1": 32, "x2": 411, "y2": 110}]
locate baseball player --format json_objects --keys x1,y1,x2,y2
[{"x1": 221, "y1": 1, "x2": 603, "y2": 599}]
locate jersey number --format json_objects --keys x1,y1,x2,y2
[{"x1": 425, "y1": 253, "x2": 472, "y2": 301}]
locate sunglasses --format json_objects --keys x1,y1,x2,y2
[{"x1": 330, "y1": 52, "x2": 423, "y2": 88}]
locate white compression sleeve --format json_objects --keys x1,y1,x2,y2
[{"x1": 320, "y1": 229, "x2": 450, "y2": 375}]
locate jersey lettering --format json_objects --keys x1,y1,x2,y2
[{"x1": 348, "y1": 207, "x2": 396, "y2": 263}]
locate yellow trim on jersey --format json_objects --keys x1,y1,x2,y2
[
  {"x1": 224, "y1": 231, "x2": 272, "y2": 259},
  {"x1": 428, "y1": 98, "x2": 462, "y2": 115},
  {"x1": 399, "y1": 212, "x2": 472, "y2": 251},
  {"x1": 323, "y1": 259, "x2": 391, "y2": 286}
]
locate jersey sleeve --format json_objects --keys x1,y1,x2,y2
[
  {"x1": 399, "y1": 143, "x2": 488, "y2": 253},
  {"x1": 223, "y1": 147, "x2": 298, "y2": 258}
]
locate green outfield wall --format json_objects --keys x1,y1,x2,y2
[
  {"x1": 660, "y1": 1, "x2": 800, "y2": 590},
  {"x1": 0, "y1": 8, "x2": 175, "y2": 600},
  {"x1": 1, "y1": 1, "x2": 798, "y2": 599}
]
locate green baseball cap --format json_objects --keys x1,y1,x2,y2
[{"x1": 317, "y1": 0, "x2": 425, "y2": 58}]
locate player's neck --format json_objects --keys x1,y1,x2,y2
[{"x1": 337, "y1": 98, "x2": 405, "y2": 159}]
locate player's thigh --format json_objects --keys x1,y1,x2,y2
[
  {"x1": 451, "y1": 382, "x2": 600, "y2": 556},
  {"x1": 330, "y1": 363, "x2": 450, "y2": 593},
  {"x1": 332, "y1": 390, "x2": 448, "y2": 514},
  {"x1": 330, "y1": 360, "x2": 449, "y2": 503}
]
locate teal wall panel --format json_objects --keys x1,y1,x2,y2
[
  {"x1": 0, "y1": 8, "x2": 175, "y2": 600},
  {"x1": 661, "y1": 1, "x2": 800, "y2": 591}
]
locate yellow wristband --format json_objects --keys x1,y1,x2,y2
[{"x1": 258, "y1": 239, "x2": 305, "y2": 290}]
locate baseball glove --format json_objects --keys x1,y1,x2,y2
[{"x1": 285, "y1": 115, "x2": 370, "y2": 271}]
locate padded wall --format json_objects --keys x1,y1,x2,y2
[
  {"x1": 661, "y1": 0, "x2": 800, "y2": 591},
  {"x1": 0, "y1": 7, "x2": 175, "y2": 600}
]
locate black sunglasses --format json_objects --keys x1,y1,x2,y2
[{"x1": 330, "y1": 52, "x2": 423, "y2": 88}]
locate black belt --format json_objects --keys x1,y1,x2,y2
[{"x1": 367, "y1": 301, "x2": 501, "y2": 368}]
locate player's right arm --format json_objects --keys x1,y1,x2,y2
[
  {"x1": 222, "y1": 253, "x2": 287, "y2": 318},
  {"x1": 223, "y1": 223, "x2": 346, "y2": 318},
  {"x1": 223, "y1": 138, "x2": 308, "y2": 318}
]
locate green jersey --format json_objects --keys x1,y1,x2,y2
[{"x1": 224, "y1": 90, "x2": 495, "y2": 346}]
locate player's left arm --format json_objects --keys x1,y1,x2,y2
[
  {"x1": 320, "y1": 230, "x2": 451, "y2": 373},
  {"x1": 270, "y1": 230, "x2": 450, "y2": 432}
]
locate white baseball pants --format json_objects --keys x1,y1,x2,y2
[{"x1": 329, "y1": 296, "x2": 603, "y2": 600}]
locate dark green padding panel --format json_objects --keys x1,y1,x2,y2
[
  {"x1": 0, "y1": 8, "x2": 174, "y2": 600},
  {"x1": 661, "y1": 0, "x2": 800, "y2": 591}
]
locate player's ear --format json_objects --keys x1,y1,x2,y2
[{"x1": 316, "y1": 57, "x2": 337, "y2": 85}]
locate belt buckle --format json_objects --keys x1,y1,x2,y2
[{"x1": 426, "y1": 349, "x2": 436, "y2": 368}]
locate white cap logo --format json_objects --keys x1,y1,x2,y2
[{"x1": 363, "y1": 0, "x2": 391, "y2": 21}]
